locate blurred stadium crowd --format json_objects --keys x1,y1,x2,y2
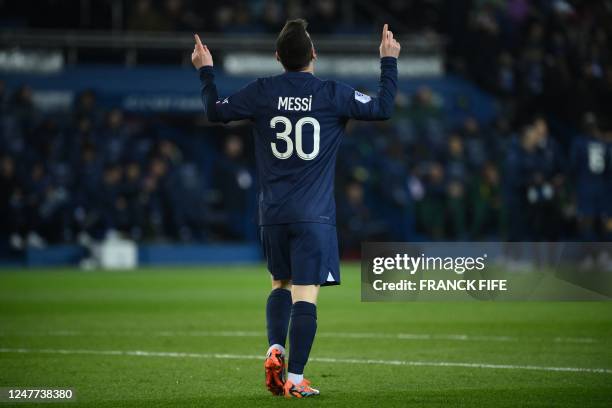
[
  {"x1": 1, "y1": 0, "x2": 438, "y2": 34},
  {"x1": 0, "y1": 84, "x2": 260, "y2": 248},
  {"x1": 1, "y1": 0, "x2": 612, "y2": 253}
]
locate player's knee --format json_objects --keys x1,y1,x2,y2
[
  {"x1": 271, "y1": 279, "x2": 292, "y2": 290},
  {"x1": 292, "y1": 284, "x2": 320, "y2": 304}
]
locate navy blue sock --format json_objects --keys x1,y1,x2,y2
[
  {"x1": 288, "y1": 301, "x2": 317, "y2": 375},
  {"x1": 266, "y1": 288, "x2": 292, "y2": 347}
]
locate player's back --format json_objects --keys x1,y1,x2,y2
[
  {"x1": 251, "y1": 72, "x2": 345, "y2": 226},
  {"x1": 198, "y1": 56, "x2": 398, "y2": 226}
]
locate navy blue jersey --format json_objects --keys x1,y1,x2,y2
[
  {"x1": 199, "y1": 57, "x2": 398, "y2": 225},
  {"x1": 571, "y1": 136, "x2": 608, "y2": 193}
]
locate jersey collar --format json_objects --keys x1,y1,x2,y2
[{"x1": 284, "y1": 71, "x2": 314, "y2": 77}]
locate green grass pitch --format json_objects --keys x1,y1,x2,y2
[{"x1": 1, "y1": 264, "x2": 611, "y2": 407}]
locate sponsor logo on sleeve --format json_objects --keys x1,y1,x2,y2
[{"x1": 354, "y1": 91, "x2": 371, "y2": 104}]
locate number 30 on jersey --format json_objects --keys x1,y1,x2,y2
[{"x1": 270, "y1": 116, "x2": 320, "y2": 160}]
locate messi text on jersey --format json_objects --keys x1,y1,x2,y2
[{"x1": 278, "y1": 95, "x2": 312, "y2": 112}]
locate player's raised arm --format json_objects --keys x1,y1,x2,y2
[
  {"x1": 334, "y1": 24, "x2": 400, "y2": 121},
  {"x1": 379, "y1": 23, "x2": 401, "y2": 59},
  {"x1": 192, "y1": 34, "x2": 213, "y2": 69},
  {"x1": 193, "y1": 34, "x2": 257, "y2": 123}
]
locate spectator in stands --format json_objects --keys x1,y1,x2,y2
[
  {"x1": 408, "y1": 86, "x2": 444, "y2": 155},
  {"x1": 74, "y1": 90, "x2": 102, "y2": 126},
  {"x1": 308, "y1": 0, "x2": 338, "y2": 34},
  {"x1": 504, "y1": 117, "x2": 564, "y2": 241},
  {"x1": 487, "y1": 116, "x2": 513, "y2": 163},
  {"x1": 418, "y1": 162, "x2": 446, "y2": 239},
  {"x1": 261, "y1": 0, "x2": 285, "y2": 33},
  {"x1": 461, "y1": 116, "x2": 487, "y2": 171},
  {"x1": 470, "y1": 161, "x2": 502, "y2": 239},
  {"x1": 219, "y1": 2, "x2": 259, "y2": 33},
  {"x1": 164, "y1": 0, "x2": 202, "y2": 32},
  {"x1": 0, "y1": 80, "x2": 7, "y2": 113},
  {"x1": 527, "y1": 116, "x2": 564, "y2": 240},
  {"x1": 286, "y1": 0, "x2": 305, "y2": 21},
  {"x1": 503, "y1": 124, "x2": 536, "y2": 241},
  {"x1": 139, "y1": 160, "x2": 164, "y2": 239},
  {"x1": 571, "y1": 113, "x2": 610, "y2": 241},
  {"x1": 21, "y1": 162, "x2": 49, "y2": 247},
  {"x1": 211, "y1": 135, "x2": 253, "y2": 240},
  {"x1": 0, "y1": 155, "x2": 23, "y2": 248},
  {"x1": 121, "y1": 161, "x2": 145, "y2": 240},
  {"x1": 9, "y1": 85, "x2": 36, "y2": 135},
  {"x1": 127, "y1": 0, "x2": 171, "y2": 31},
  {"x1": 444, "y1": 134, "x2": 469, "y2": 238},
  {"x1": 605, "y1": 129, "x2": 612, "y2": 242},
  {"x1": 99, "y1": 164, "x2": 124, "y2": 236},
  {"x1": 377, "y1": 140, "x2": 415, "y2": 241},
  {"x1": 73, "y1": 141, "x2": 102, "y2": 240},
  {"x1": 495, "y1": 52, "x2": 516, "y2": 99},
  {"x1": 100, "y1": 109, "x2": 128, "y2": 162},
  {"x1": 337, "y1": 180, "x2": 384, "y2": 257}
]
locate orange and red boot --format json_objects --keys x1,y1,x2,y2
[
  {"x1": 283, "y1": 378, "x2": 320, "y2": 398},
  {"x1": 264, "y1": 347, "x2": 286, "y2": 395}
]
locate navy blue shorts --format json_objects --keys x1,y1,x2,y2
[{"x1": 260, "y1": 223, "x2": 340, "y2": 286}]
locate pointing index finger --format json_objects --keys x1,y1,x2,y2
[
  {"x1": 382, "y1": 24, "x2": 388, "y2": 42},
  {"x1": 194, "y1": 34, "x2": 203, "y2": 48}
]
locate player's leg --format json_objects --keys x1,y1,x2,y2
[
  {"x1": 284, "y1": 284, "x2": 320, "y2": 397},
  {"x1": 264, "y1": 278, "x2": 292, "y2": 396},
  {"x1": 260, "y1": 225, "x2": 292, "y2": 395},
  {"x1": 266, "y1": 278, "x2": 292, "y2": 354},
  {"x1": 283, "y1": 223, "x2": 340, "y2": 398}
]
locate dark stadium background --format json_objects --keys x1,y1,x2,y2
[
  {"x1": 1, "y1": 3, "x2": 612, "y2": 407},
  {"x1": 1, "y1": 0, "x2": 611, "y2": 266}
]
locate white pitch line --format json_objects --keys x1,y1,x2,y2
[
  {"x1": 0, "y1": 330, "x2": 602, "y2": 344},
  {"x1": 0, "y1": 347, "x2": 610, "y2": 375}
]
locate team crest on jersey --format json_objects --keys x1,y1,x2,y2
[{"x1": 354, "y1": 91, "x2": 371, "y2": 104}]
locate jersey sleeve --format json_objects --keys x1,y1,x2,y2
[
  {"x1": 332, "y1": 57, "x2": 398, "y2": 121},
  {"x1": 198, "y1": 66, "x2": 258, "y2": 123}
]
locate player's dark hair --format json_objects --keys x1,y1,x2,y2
[{"x1": 276, "y1": 19, "x2": 313, "y2": 71}]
